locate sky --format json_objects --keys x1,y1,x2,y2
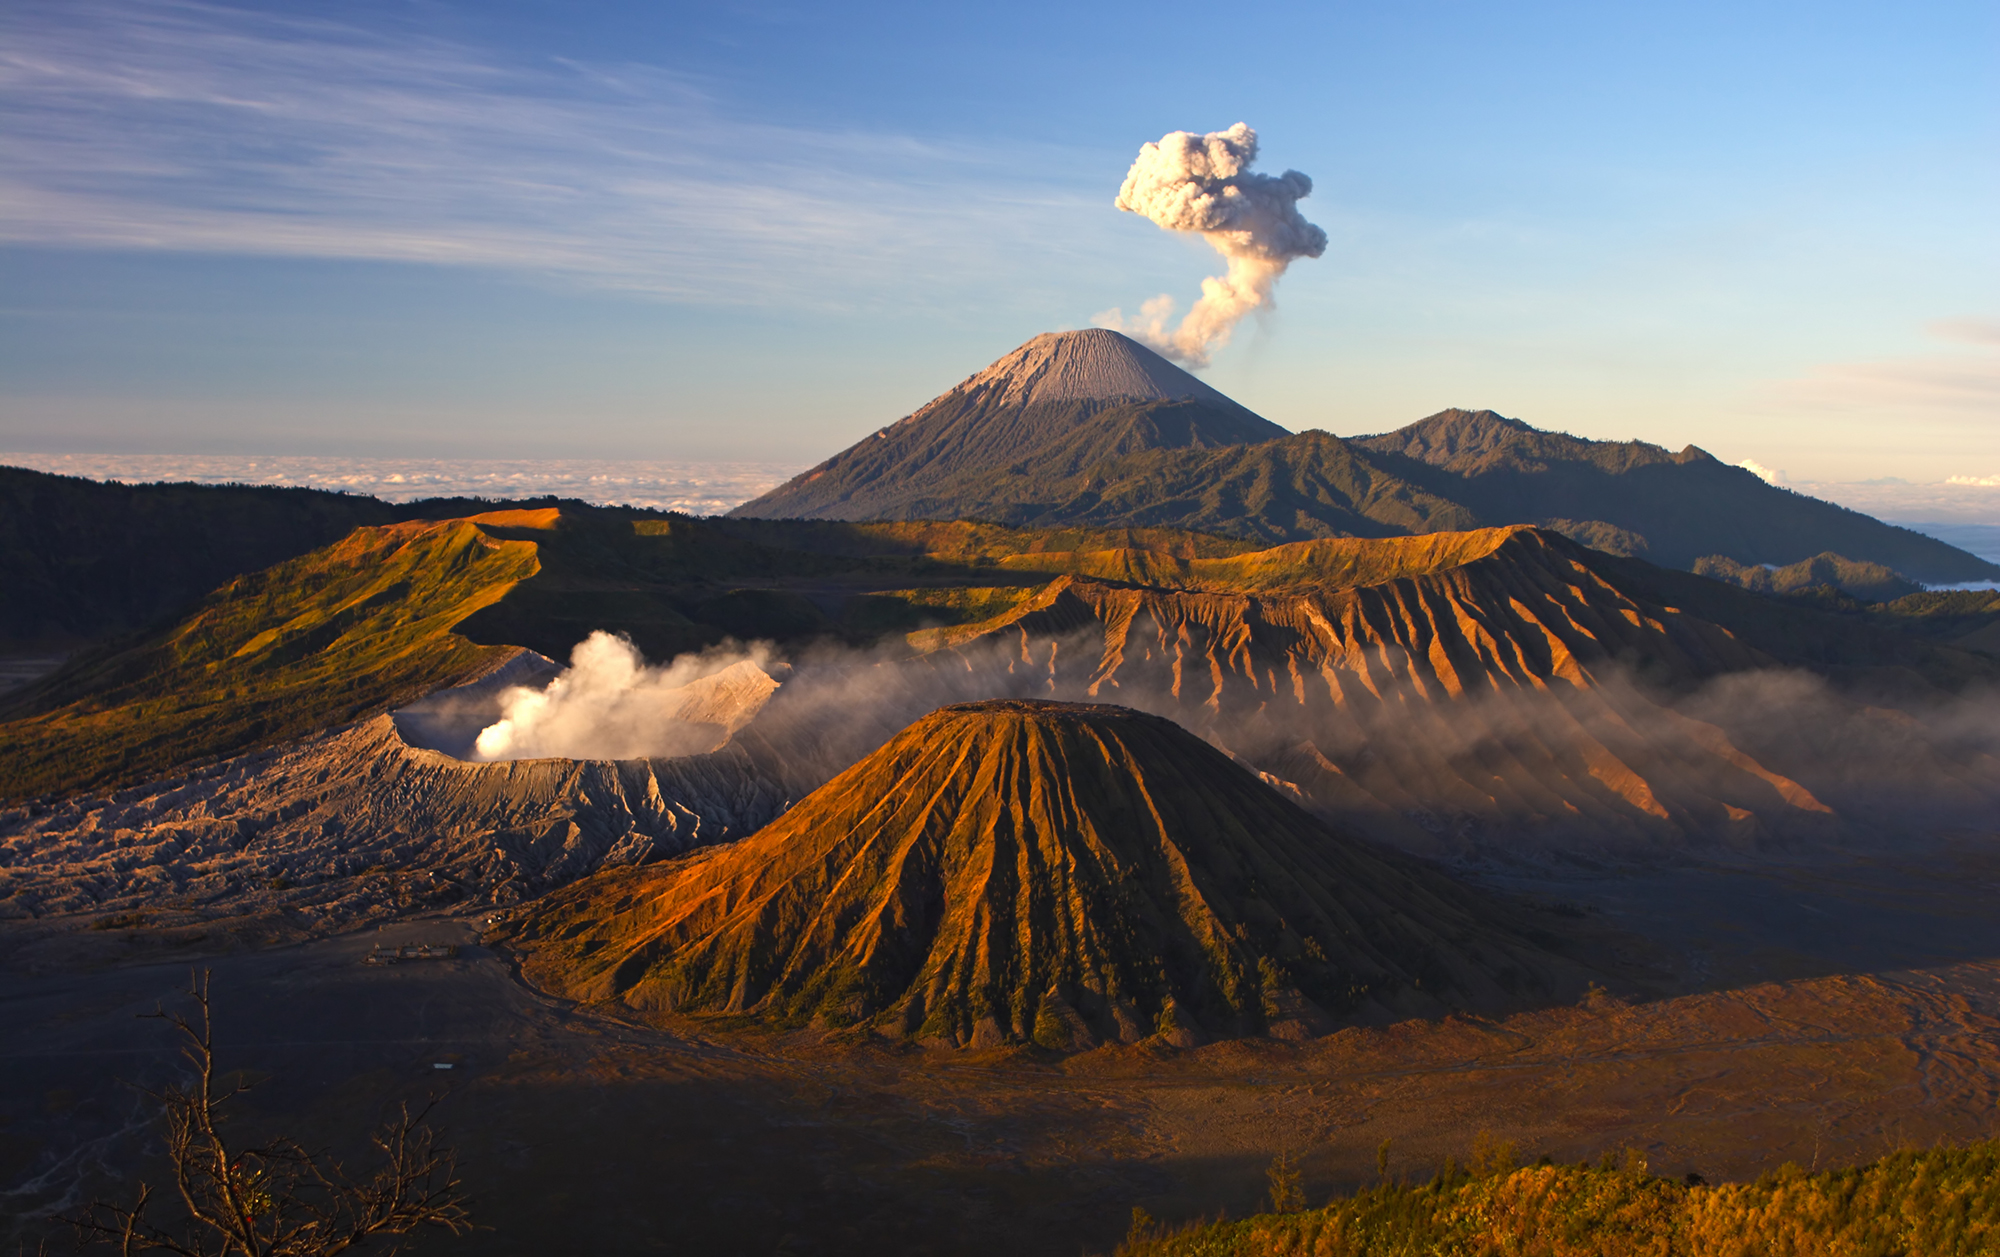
[{"x1": 1, "y1": 0, "x2": 1995, "y2": 489}]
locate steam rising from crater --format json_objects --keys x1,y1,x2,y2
[
  {"x1": 473, "y1": 631, "x2": 780, "y2": 762},
  {"x1": 466, "y1": 616, "x2": 2000, "y2": 863},
  {"x1": 1101, "y1": 123, "x2": 1327, "y2": 368}
]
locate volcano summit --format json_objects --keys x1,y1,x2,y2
[
  {"x1": 510, "y1": 699, "x2": 1589, "y2": 1048},
  {"x1": 731, "y1": 329, "x2": 1287, "y2": 522}
]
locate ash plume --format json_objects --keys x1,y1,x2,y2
[{"x1": 1102, "y1": 123, "x2": 1327, "y2": 368}]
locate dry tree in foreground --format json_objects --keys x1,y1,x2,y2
[{"x1": 63, "y1": 971, "x2": 473, "y2": 1256}]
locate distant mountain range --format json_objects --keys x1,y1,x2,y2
[{"x1": 733, "y1": 330, "x2": 1997, "y2": 586}]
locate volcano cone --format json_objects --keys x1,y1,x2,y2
[{"x1": 513, "y1": 700, "x2": 1587, "y2": 1047}]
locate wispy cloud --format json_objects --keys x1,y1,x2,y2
[
  {"x1": 1736, "y1": 458, "x2": 1786, "y2": 485},
  {"x1": 0, "y1": 0, "x2": 1108, "y2": 304},
  {"x1": 1760, "y1": 317, "x2": 2000, "y2": 418}
]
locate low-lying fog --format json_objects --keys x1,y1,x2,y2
[{"x1": 402, "y1": 624, "x2": 2000, "y2": 862}]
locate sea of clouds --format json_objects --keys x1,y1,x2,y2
[{"x1": 0, "y1": 453, "x2": 803, "y2": 515}]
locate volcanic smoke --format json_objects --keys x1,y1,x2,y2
[
  {"x1": 472, "y1": 631, "x2": 778, "y2": 762},
  {"x1": 1103, "y1": 123, "x2": 1327, "y2": 368}
]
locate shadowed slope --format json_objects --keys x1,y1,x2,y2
[
  {"x1": 999, "y1": 429, "x2": 1476, "y2": 542},
  {"x1": 1692, "y1": 551, "x2": 1921, "y2": 602},
  {"x1": 1354, "y1": 409, "x2": 1996, "y2": 581},
  {"x1": 0, "y1": 465, "x2": 400, "y2": 649},
  {"x1": 513, "y1": 700, "x2": 1587, "y2": 1048}
]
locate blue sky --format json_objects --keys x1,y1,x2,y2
[{"x1": 1, "y1": 0, "x2": 1994, "y2": 483}]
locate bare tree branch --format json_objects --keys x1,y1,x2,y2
[{"x1": 62, "y1": 970, "x2": 473, "y2": 1256}]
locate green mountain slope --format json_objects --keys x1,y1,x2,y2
[
  {"x1": 0, "y1": 515, "x2": 539, "y2": 800},
  {"x1": 9, "y1": 502, "x2": 1991, "y2": 817},
  {"x1": 725, "y1": 335, "x2": 1995, "y2": 584},
  {"x1": 0, "y1": 508, "x2": 1278, "y2": 799},
  {"x1": 1352, "y1": 409, "x2": 1992, "y2": 581},
  {"x1": 744, "y1": 396, "x2": 1287, "y2": 522},
  {"x1": 914, "y1": 415, "x2": 1993, "y2": 583},
  {"x1": 988, "y1": 429, "x2": 1477, "y2": 541},
  {"x1": 1692, "y1": 551, "x2": 1922, "y2": 602}
]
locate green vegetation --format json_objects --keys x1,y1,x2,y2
[
  {"x1": 9, "y1": 501, "x2": 1996, "y2": 803},
  {"x1": 0, "y1": 517, "x2": 535, "y2": 800},
  {"x1": 0, "y1": 506, "x2": 1293, "y2": 800},
  {"x1": 1354, "y1": 410, "x2": 1994, "y2": 580},
  {"x1": 1692, "y1": 551, "x2": 1921, "y2": 602},
  {"x1": 1116, "y1": 1139, "x2": 2000, "y2": 1256},
  {"x1": 1003, "y1": 429, "x2": 1478, "y2": 543},
  {"x1": 733, "y1": 403, "x2": 1997, "y2": 585},
  {"x1": 1867, "y1": 587, "x2": 2000, "y2": 654}
]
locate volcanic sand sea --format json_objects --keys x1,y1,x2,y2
[{"x1": 5, "y1": 845, "x2": 2000, "y2": 1256}]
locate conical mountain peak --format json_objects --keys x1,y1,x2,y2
[
  {"x1": 511, "y1": 699, "x2": 1588, "y2": 1049},
  {"x1": 729, "y1": 330, "x2": 1286, "y2": 522},
  {"x1": 947, "y1": 328, "x2": 1238, "y2": 411}
]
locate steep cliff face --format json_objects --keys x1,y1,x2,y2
[{"x1": 511, "y1": 701, "x2": 1588, "y2": 1047}]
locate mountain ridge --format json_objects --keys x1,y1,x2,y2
[{"x1": 731, "y1": 344, "x2": 1995, "y2": 583}]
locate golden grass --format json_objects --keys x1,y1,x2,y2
[{"x1": 1118, "y1": 1139, "x2": 2000, "y2": 1256}]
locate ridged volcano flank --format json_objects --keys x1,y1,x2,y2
[
  {"x1": 512, "y1": 700, "x2": 1585, "y2": 1048},
  {"x1": 946, "y1": 329, "x2": 1238, "y2": 409}
]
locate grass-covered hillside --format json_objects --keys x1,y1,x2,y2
[
  {"x1": 1116, "y1": 1139, "x2": 2000, "y2": 1257},
  {"x1": 0, "y1": 515, "x2": 539, "y2": 800},
  {"x1": 0, "y1": 464, "x2": 572, "y2": 651},
  {"x1": 0, "y1": 509, "x2": 1284, "y2": 800}
]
